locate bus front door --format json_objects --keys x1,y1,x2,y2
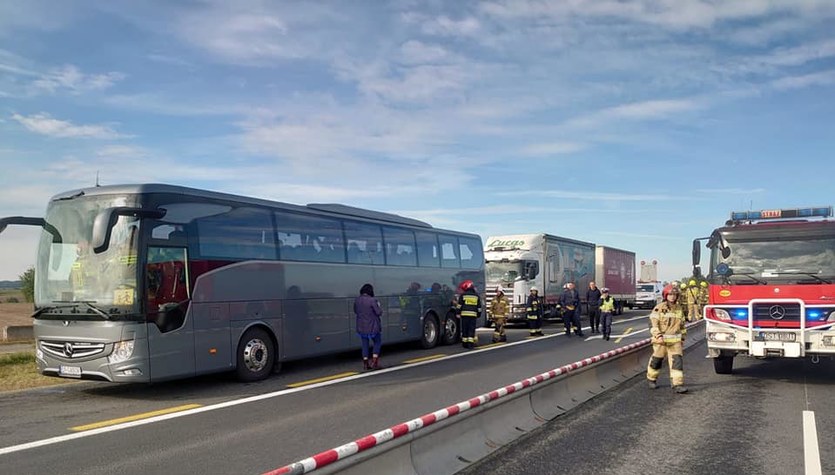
[{"x1": 145, "y1": 247, "x2": 196, "y2": 380}]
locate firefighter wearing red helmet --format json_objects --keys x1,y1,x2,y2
[
  {"x1": 647, "y1": 284, "x2": 688, "y2": 393},
  {"x1": 457, "y1": 280, "x2": 482, "y2": 349}
]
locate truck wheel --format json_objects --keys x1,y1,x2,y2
[
  {"x1": 714, "y1": 355, "x2": 734, "y2": 374},
  {"x1": 441, "y1": 311, "x2": 459, "y2": 345},
  {"x1": 421, "y1": 314, "x2": 440, "y2": 349},
  {"x1": 236, "y1": 327, "x2": 275, "y2": 382}
]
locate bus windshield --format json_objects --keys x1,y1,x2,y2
[
  {"x1": 486, "y1": 261, "x2": 524, "y2": 283},
  {"x1": 35, "y1": 195, "x2": 142, "y2": 317},
  {"x1": 712, "y1": 236, "x2": 835, "y2": 284}
]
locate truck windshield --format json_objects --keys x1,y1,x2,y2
[
  {"x1": 35, "y1": 195, "x2": 142, "y2": 319},
  {"x1": 637, "y1": 284, "x2": 656, "y2": 292},
  {"x1": 486, "y1": 261, "x2": 525, "y2": 283},
  {"x1": 712, "y1": 237, "x2": 835, "y2": 284}
]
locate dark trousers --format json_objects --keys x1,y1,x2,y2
[
  {"x1": 588, "y1": 306, "x2": 601, "y2": 331},
  {"x1": 601, "y1": 312, "x2": 613, "y2": 336},
  {"x1": 564, "y1": 309, "x2": 583, "y2": 335},
  {"x1": 528, "y1": 316, "x2": 542, "y2": 334},
  {"x1": 461, "y1": 316, "x2": 477, "y2": 343}
]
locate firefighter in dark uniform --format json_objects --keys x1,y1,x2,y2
[
  {"x1": 458, "y1": 280, "x2": 482, "y2": 349},
  {"x1": 526, "y1": 286, "x2": 544, "y2": 336}
]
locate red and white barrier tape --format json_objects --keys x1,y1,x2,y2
[{"x1": 263, "y1": 337, "x2": 652, "y2": 475}]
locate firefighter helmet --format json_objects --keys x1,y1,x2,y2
[
  {"x1": 495, "y1": 285, "x2": 504, "y2": 295},
  {"x1": 663, "y1": 284, "x2": 680, "y2": 300},
  {"x1": 700, "y1": 280, "x2": 708, "y2": 288},
  {"x1": 459, "y1": 280, "x2": 474, "y2": 291},
  {"x1": 530, "y1": 286, "x2": 539, "y2": 293},
  {"x1": 688, "y1": 279, "x2": 697, "y2": 287}
]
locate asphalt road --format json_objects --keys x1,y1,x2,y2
[
  {"x1": 0, "y1": 312, "x2": 655, "y2": 475},
  {"x1": 458, "y1": 340, "x2": 835, "y2": 475}
]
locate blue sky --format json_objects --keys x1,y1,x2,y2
[{"x1": 1, "y1": 0, "x2": 834, "y2": 282}]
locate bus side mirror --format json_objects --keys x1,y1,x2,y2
[
  {"x1": 0, "y1": 216, "x2": 63, "y2": 242},
  {"x1": 92, "y1": 207, "x2": 166, "y2": 254}
]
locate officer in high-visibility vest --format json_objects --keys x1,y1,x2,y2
[
  {"x1": 526, "y1": 286, "x2": 544, "y2": 337},
  {"x1": 457, "y1": 280, "x2": 482, "y2": 349},
  {"x1": 647, "y1": 284, "x2": 688, "y2": 393}
]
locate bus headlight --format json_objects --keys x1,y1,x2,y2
[{"x1": 109, "y1": 340, "x2": 135, "y2": 364}]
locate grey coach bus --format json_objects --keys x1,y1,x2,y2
[{"x1": 0, "y1": 184, "x2": 484, "y2": 383}]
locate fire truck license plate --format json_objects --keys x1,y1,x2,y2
[{"x1": 759, "y1": 332, "x2": 796, "y2": 342}]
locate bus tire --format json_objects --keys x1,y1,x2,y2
[
  {"x1": 441, "y1": 312, "x2": 459, "y2": 346},
  {"x1": 714, "y1": 354, "x2": 734, "y2": 374},
  {"x1": 236, "y1": 327, "x2": 275, "y2": 382},
  {"x1": 420, "y1": 314, "x2": 440, "y2": 349}
]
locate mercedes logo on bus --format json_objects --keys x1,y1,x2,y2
[
  {"x1": 769, "y1": 305, "x2": 786, "y2": 320},
  {"x1": 64, "y1": 342, "x2": 75, "y2": 357}
]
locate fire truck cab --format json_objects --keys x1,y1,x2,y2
[{"x1": 693, "y1": 206, "x2": 835, "y2": 374}]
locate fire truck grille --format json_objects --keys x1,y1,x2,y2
[{"x1": 752, "y1": 303, "x2": 801, "y2": 323}]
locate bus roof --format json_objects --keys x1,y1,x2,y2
[{"x1": 49, "y1": 183, "x2": 478, "y2": 237}]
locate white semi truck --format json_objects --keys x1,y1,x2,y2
[{"x1": 484, "y1": 234, "x2": 635, "y2": 323}]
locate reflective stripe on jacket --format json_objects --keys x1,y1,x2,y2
[
  {"x1": 458, "y1": 291, "x2": 482, "y2": 318},
  {"x1": 490, "y1": 296, "x2": 509, "y2": 318},
  {"x1": 600, "y1": 296, "x2": 615, "y2": 313},
  {"x1": 649, "y1": 301, "x2": 685, "y2": 343}
]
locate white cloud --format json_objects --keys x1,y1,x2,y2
[
  {"x1": 498, "y1": 190, "x2": 687, "y2": 202},
  {"x1": 30, "y1": 64, "x2": 125, "y2": 95},
  {"x1": 12, "y1": 113, "x2": 130, "y2": 139},
  {"x1": 566, "y1": 99, "x2": 703, "y2": 129},
  {"x1": 771, "y1": 70, "x2": 835, "y2": 90},
  {"x1": 520, "y1": 141, "x2": 586, "y2": 156},
  {"x1": 419, "y1": 15, "x2": 481, "y2": 37},
  {"x1": 696, "y1": 188, "x2": 766, "y2": 194}
]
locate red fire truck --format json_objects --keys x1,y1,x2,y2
[{"x1": 693, "y1": 206, "x2": 835, "y2": 374}]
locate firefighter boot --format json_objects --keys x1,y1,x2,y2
[
  {"x1": 363, "y1": 359, "x2": 371, "y2": 371},
  {"x1": 674, "y1": 385, "x2": 688, "y2": 394},
  {"x1": 648, "y1": 380, "x2": 658, "y2": 390}
]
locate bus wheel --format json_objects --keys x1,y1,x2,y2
[
  {"x1": 714, "y1": 354, "x2": 734, "y2": 374},
  {"x1": 420, "y1": 314, "x2": 440, "y2": 349},
  {"x1": 236, "y1": 327, "x2": 275, "y2": 382},
  {"x1": 441, "y1": 312, "x2": 459, "y2": 345}
]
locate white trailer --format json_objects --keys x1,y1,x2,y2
[{"x1": 484, "y1": 234, "x2": 595, "y2": 323}]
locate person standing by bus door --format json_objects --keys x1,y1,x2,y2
[
  {"x1": 526, "y1": 287, "x2": 544, "y2": 337},
  {"x1": 586, "y1": 281, "x2": 602, "y2": 334},
  {"x1": 490, "y1": 286, "x2": 509, "y2": 343},
  {"x1": 647, "y1": 285, "x2": 688, "y2": 393},
  {"x1": 354, "y1": 283, "x2": 383, "y2": 370},
  {"x1": 458, "y1": 280, "x2": 482, "y2": 349},
  {"x1": 599, "y1": 288, "x2": 615, "y2": 341}
]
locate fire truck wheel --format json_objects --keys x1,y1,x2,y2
[{"x1": 714, "y1": 354, "x2": 734, "y2": 374}]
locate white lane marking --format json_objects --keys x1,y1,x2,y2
[
  {"x1": 0, "y1": 321, "x2": 582, "y2": 455},
  {"x1": 803, "y1": 411, "x2": 823, "y2": 475},
  {"x1": 0, "y1": 313, "x2": 655, "y2": 456}
]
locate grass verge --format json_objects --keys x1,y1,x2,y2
[{"x1": 0, "y1": 352, "x2": 77, "y2": 392}]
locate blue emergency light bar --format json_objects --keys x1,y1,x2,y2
[{"x1": 730, "y1": 206, "x2": 833, "y2": 221}]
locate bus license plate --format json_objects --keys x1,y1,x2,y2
[
  {"x1": 59, "y1": 365, "x2": 82, "y2": 378},
  {"x1": 759, "y1": 332, "x2": 796, "y2": 342}
]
